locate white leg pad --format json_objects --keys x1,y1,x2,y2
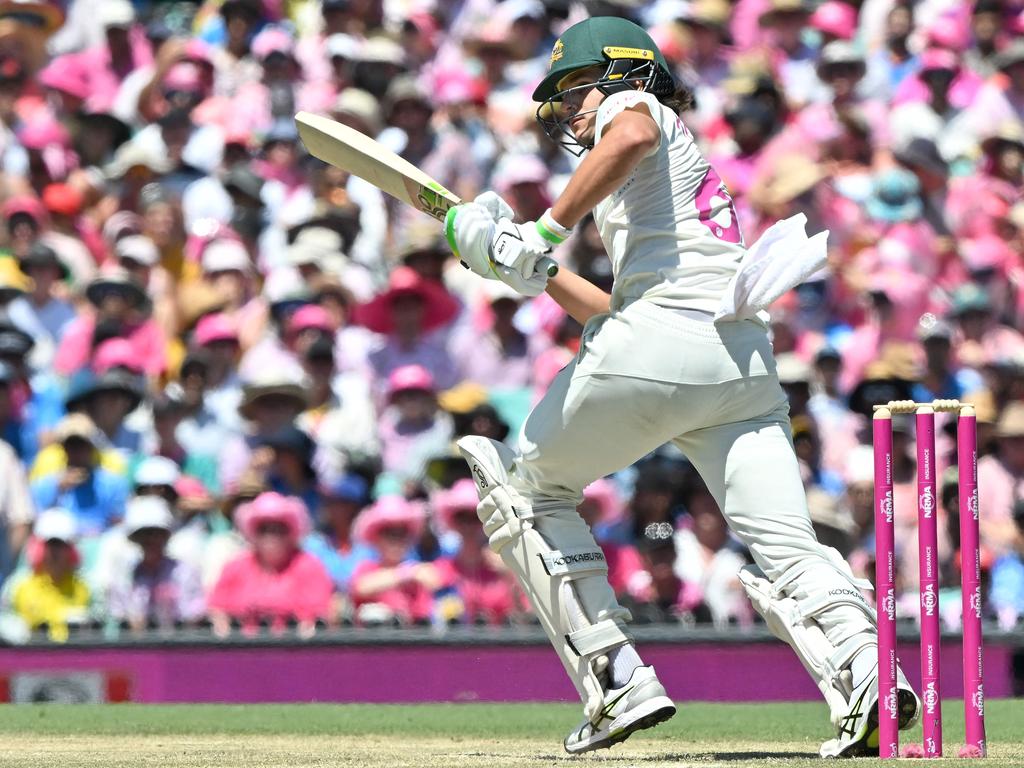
[
  {"x1": 459, "y1": 436, "x2": 632, "y2": 723},
  {"x1": 739, "y1": 563, "x2": 875, "y2": 728}
]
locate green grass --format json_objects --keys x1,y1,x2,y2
[{"x1": 0, "y1": 700, "x2": 1020, "y2": 767}]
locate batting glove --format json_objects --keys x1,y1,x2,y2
[
  {"x1": 491, "y1": 209, "x2": 572, "y2": 277},
  {"x1": 444, "y1": 203, "x2": 500, "y2": 280},
  {"x1": 473, "y1": 191, "x2": 515, "y2": 222}
]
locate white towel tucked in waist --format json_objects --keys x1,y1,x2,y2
[{"x1": 714, "y1": 214, "x2": 829, "y2": 323}]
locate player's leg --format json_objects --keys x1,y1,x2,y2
[
  {"x1": 459, "y1": 362, "x2": 691, "y2": 754},
  {"x1": 673, "y1": 380, "x2": 919, "y2": 757}
]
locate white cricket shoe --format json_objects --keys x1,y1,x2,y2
[
  {"x1": 563, "y1": 666, "x2": 676, "y2": 755},
  {"x1": 819, "y1": 667, "x2": 920, "y2": 758}
]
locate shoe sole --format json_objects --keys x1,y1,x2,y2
[
  {"x1": 836, "y1": 688, "x2": 920, "y2": 758},
  {"x1": 564, "y1": 696, "x2": 677, "y2": 755}
]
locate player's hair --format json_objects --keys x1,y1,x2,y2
[{"x1": 658, "y1": 83, "x2": 694, "y2": 115}]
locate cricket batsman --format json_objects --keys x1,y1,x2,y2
[{"x1": 444, "y1": 16, "x2": 920, "y2": 757}]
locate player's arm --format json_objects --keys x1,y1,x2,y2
[
  {"x1": 545, "y1": 265, "x2": 611, "y2": 325},
  {"x1": 550, "y1": 104, "x2": 660, "y2": 228}
]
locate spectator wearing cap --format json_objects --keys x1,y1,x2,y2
[
  {"x1": 304, "y1": 473, "x2": 374, "y2": 592},
  {"x1": 198, "y1": 239, "x2": 266, "y2": 352},
  {"x1": 961, "y1": 40, "x2": 1024, "y2": 144},
  {"x1": 888, "y1": 48, "x2": 975, "y2": 163},
  {"x1": 947, "y1": 122, "x2": 1024, "y2": 242},
  {"x1": 115, "y1": 234, "x2": 176, "y2": 336},
  {"x1": 29, "y1": 414, "x2": 129, "y2": 537},
  {"x1": 294, "y1": 314, "x2": 380, "y2": 482},
  {"x1": 8, "y1": 243, "x2": 74, "y2": 362},
  {"x1": 949, "y1": 283, "x2": 1024, "y2": 371},
  {"x1": 893, "y1": 137, "x2": 950, "y2": 238},
  {"x1": 382, "y1": 75, "x2": 481, "y2": 215},
  {"x1": 431, "y1": 479, "x2": 522, "y2": 625},
  {"x1": 208, "y1": 492, "x2": 334, "y2": 637},
  {"x1": 227, "y1": 26, "x2": 308, "y2": 140},
  {"x1": 191, "y1": 312, "x2": 244, "y2": 430},
  {"x1": 710, "y1": 97, "x2": 778, "y2": 203},
  {"x1": 807, "y1": 346, "x2": 860, "y2": 481},
  {"x1": 2, "y1": 197, "x2": 47, "y2": 261},
  {"x1": 218, "y1": 370, "x2": 308, "y2": 491},
  {"x1": 349, "y1": 495, "x2": 438, "y2": 626},
  {"x1": 361, "y1": 266, "x2": 460, "y2": 395},
  {"x1": 912, "y1": 313, "x2": 982, "y2": 403},
  {"x1": 54, "y1": 267, "x2": 168, "y2": 378},
  {"x1": 978, "y1": 403, "x2": 1024, "y2": 559},
  {"x1": 450, "y1": 280, "x2": 546, "y2": 389},
  {"x1": 106, "y1": 495, "x2": 204, "y2": 632},
  {"x1": 3, "y1": 507, "x2": 89, "y2": 643},
  {"x1": 254, "y1": 424, "x2": 319, "y2": 516},
  {"x1": 757, "y1": 0, "x2": 819, "y2": 108},
  {"x1": 0, "y1": 425, "x2": 34, "y2": 580},
  {"x1": 0, "y1": 320, "x2": 39, "y2": 460},
  {"x1": 379, "y1": 365, "x2": 453, "y2": 485},
  {"x1": 171, "y1": 351, "x2": 235, "y2": 467}
]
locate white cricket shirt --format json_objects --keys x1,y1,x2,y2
[{"x1": 592, "y1": 90, "x2": 747, "y2": 314}]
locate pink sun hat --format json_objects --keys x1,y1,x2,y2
[
  {"x1": 251, "y1": 25, "x2": 295, "y2": 61},
  {"x1": 236, "y1": 492, "x2": 311, "y2": 543},
  {"x1": 809, "y1": 1, "x2": 857, "y2": 40},
  {"x1": 92, "y1": 338, "x2": 143, "y2": 374},
  {"x1": 163, "y1": 61, "x2": 204, "y2": 92},
  {"x1": 353, "y1": 495, "x2": 426, "y2": 545},
  {"x1": 355, "y1": 266, "x2": 459, "y2": 334},
  {"x1": 194, "y1": 312, "x2": 239, "y2": 347},
  {"x1": 919, "y1": 47, "x2": 960, "y2": 73},
  {"x1": 431, "y1": 478, "x2": 480, "y2": 532}
]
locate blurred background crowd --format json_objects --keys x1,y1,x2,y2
[{"x1": 0, "y1": 0, "x2": 1022, "y2": 643}]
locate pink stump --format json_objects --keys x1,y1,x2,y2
[
  {"x1": 874, "y1": 409, "x2": 898, "y2": 759},
  {"x1": 958, "y1": 410, "x2": 986, "y2": 756},
  {"x1": 916, "y1": 409, "x2": 942, "y2": 756}
]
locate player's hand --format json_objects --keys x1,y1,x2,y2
[
  {"x1": 473, "y1": 191, "x2": 514, "y2": 222},
  {"x1": 444, "y1": 203, "x2": 499, "y2": 280}
]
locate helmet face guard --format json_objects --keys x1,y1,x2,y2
[{"x1": 535, "y1": 53, "x2": 674, "y2": 156}]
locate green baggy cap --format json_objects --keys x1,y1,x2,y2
[{"x1": 532, "y1": 17, "x2": 671, "y2": 102}]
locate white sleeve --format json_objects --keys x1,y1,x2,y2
[{"x1": 594, "y1": 90, "x2": 665, "y2": 154}]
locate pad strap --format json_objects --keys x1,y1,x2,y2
[
  {"x1": 567, "y1": 617, "x2": 631, "y2": 658},
  {"x1": 822, "y1": 634, "x2": 877, "y2": 686},
  {"x1": 795, "y1": 588, "x2": 876, "y2": 624}
]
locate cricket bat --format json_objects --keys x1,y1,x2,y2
[{"x1": 294, "y1": 111, "x2": 558, "y2": 277}]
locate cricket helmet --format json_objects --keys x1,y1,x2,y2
[{"x1": 533, "y1": 17, "x2": 675, "y2": 153}]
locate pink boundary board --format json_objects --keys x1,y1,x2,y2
[{"x1": 0, "y1": 640, "x2": 1014, "y2": 703}]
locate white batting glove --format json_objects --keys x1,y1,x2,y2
[
  {"x1": 444, "y1": 203, "x2": 499, "y2": 280},
  {"x1": 473, "y1": 191, "x2": 514, "y2": 222},
  {"x1": 491, "y1": 210, "x2": 572, "y2": 277},
  {"x1": 494, "y1": 262, "x2": 549, "y2": 297}
]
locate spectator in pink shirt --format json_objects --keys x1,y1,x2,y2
[
  {"x1": 432, "y1": 479, "x2": 521, "y2": 625},
  {"x1": 378, "y1": 365, "x2": 453, "y2": 486},
  {"x1": 55, "y1": 268, "x2": 168, "y2": 378},
  {"x1": 208, "y1": 492, "x2": 333, "y2": 637},
  {"x1": 977, "y1": 403, "x2": 1024, "y2": 559},
  {"x1": 350, "y1": 496, "x2": 438, "y2": 626}
]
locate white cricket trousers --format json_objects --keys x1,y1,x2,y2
[{"x1": 511, "y1": 299, "x2": 872, "y2": 647}]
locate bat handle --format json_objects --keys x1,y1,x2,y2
[{"x1": 538, "y1": 256, "x2": 559, "y2": 278}]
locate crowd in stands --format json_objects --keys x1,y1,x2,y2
[{"x1": 0, "y1": 0, "x2": 1022, "y2": 642}]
